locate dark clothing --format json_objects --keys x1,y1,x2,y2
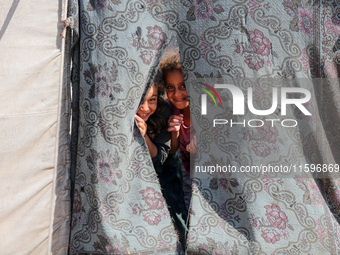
[{"x1": 148, "y1": 100, "x2": 188, "y2": 246}]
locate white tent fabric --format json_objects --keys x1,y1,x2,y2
[
  {"x1": 1, "y1": 0, "x2": 340, "y2": 254},
  {"x1": 0, "y1": 1, "x2": 70, "y2": 254}
]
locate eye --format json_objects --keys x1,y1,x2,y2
[
  {"x1": 180, "y1": 84, "x2": 186, "y2": 90},
  {"x1": 166, "y1": 85, "x2": 174, "y2": 91}
]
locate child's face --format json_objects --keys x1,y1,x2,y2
[
  {"x1": 165, "y1": 69, "x2": 189, "y2": 110},
  {"x1": 137, "y1": 84, "x2": 158, "y2": 121}
]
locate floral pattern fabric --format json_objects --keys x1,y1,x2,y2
[
  {"x1": 68, "y1": 0, "x2": 340, "y2": 254},
  {"x1": 68, "y1": 1, "x2": 180, "y2": 254}
]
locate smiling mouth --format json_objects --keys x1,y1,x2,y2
[
  {"x1": 173, "y1": 98, "x2": 187, "y2": 102},
  {"x1": 138, "y1": 113, "x2": 150, "y2": 118}
]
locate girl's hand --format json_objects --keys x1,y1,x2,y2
[
  {"x1": 135, "y1": 115, "x2": 147, "y2": 137},
  {"x1": 167, "y1": 114, "x2": 183, "y2": 132},
  {"x1": 186, "y1": 135, "x2": 197, "y2": 154}
]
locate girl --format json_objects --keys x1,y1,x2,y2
[
  {"x1": 135, "y1": 72, "x2": 188, "y2": 247},
  {"x1": 159, "y1": 51, "x2": 197, "y2": 211}
]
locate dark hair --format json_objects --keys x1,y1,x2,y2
[
  {"x1": 152, "y1": 69, "x2": 165, "y2": 96},
  {"x1": 159, "y1": 50, "x2": 182, "y2": 82},
  {"x1": 145, "y1": 71, "x2": 167, "y2": 139}
]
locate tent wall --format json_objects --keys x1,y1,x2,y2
[
  {"x1": 0, "y1": 1, "x2": 70, "y2": 254},
  {"x1": 67, "y1": 1, "x2": 340, "y2": 254}
]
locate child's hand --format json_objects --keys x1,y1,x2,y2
[
  {"x1": 186, "y1": 135, "x2": 197, "y2": 154},
  {"x1": 135, "y1": 115, "x2": 147, "y2": 137},
  {"x1": 167, "y1": 114, "x2": 183, "y2": 132}
]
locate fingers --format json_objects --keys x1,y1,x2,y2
[
  {"x1": 168, "y1": 122, "x2": 181, "y2": 127},
  {"x1": 187, "y1": 135, "x2": 198, "y2": 153},
  {"x1": 137, "y1": 121, "x2": 144, "y2": 128},
  {"x1": 167, "y1": 126, "x2": 180, "y2": 132},
  {"x1": 167, "y1": 114, "x2": 183, "y2": 132},
  {"x1": 191, "y1": 143, "x2": 197, "y2": 154},
  {"x1": 135, "y1": 115, "x2": 144, "y2": 129},
  {"x1": 135, "y1": 115, "x2": 144, "y2": 123},
  {"x1": 167, "y1": 123, "x2": 180, "y2": 132},
  {"x1": 168, "y1": 114, "x2": 183, "y2": 123},
  {"x1": 135, "y1": 115, "x2": 147, "y2": 136},
  {"x1": 168, "y1": 115, "x2": 183, "y2": 126}
]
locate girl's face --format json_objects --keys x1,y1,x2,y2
[
  {"x1": 165, "y1": 69, "x2": 189, "y2": 110},
  {"x1": 137, "y1": 84, "x2": 158, "y2": 121}
]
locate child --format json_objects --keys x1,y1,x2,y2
[
  {"x1": 135, "y1": 72, "x2": 188, "y2": 247},
  {"x1": 159, "y1": 51, "x2": 197, "y2": 211}
]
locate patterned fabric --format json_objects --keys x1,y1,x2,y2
[
  {"x1": 68, "y1": 1, "x2": 180, "y2": 254},
  {"x1": 68, "y1": 0, "x2": 340, "y2": 254}
]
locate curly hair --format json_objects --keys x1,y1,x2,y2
[
  {"x1": 159, "y1": 50, "x2": 182, "y2": 81},
  {"x1": 145, "y1": 71, "x2": 167, "y2": 139}
]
